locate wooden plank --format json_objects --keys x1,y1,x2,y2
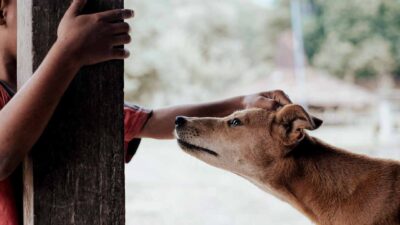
[
  {"x1": 17, "y1": 2, "x2": 34, "y2": 224},
  {"x1": 17, "y1": 1, "x2": 125, "y2": 224}
]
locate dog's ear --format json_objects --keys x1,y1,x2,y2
[{"x1": 276, "y1": 104, "x2": 323, "y2": 148}]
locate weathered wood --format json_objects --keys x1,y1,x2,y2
[{"x1": 17, "y1": 1, "x2": 125, "y2": 224}]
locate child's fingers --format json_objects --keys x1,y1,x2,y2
[
  {"x1": 254, "y1": 98, "x2": 280, "y2": 110},
  {"x1": 110, "y1": 48, "x2": 130, "y2": 59},
  {"x1": 65, "y1": 0, "x2": 87, "y2": 17},
  {"x1": 264, "y1": 90, "x2": 292, "y2": 105},
  {"x1": 110, "y1": 22, "x2": 131, "y2": 34},
  {"x1": 112, "y1": 34, "x2": 132, "y2": 45},
  {"x1": 96, "y1": 9, "x2": 134, "y2": 22}
]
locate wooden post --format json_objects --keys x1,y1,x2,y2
[{"x1": 17, "y1": 1, "x2": 125, "y2": 224}]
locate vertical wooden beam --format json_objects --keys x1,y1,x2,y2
[
  {"x1": 17, "y1": 1, "x2": 125, "y2": 224},
  {"x1": 17, "y1": 2, "x2": 33, "y2": 224}
]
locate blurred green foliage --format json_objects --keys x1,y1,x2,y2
[
  {"x1": 302, "y1": 0, "x2": 400, "y2": 80},
  {"x1": 125, "y1": 0, "x2": 400, "y2": 105},
  {"x1": 125, "y1": 0, "x2": 277, "y2": 105}
]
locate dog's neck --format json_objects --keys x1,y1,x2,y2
[{"x1": 256, "y1": 136, "x2": 386, "y2": 224}]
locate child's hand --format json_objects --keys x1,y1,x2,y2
[
  {"x1": 242, "y1": 90, "x2": 292, "y2": 110},
  {"x1": 57, "y1": 0, "x2": 134, "y2": 66}
]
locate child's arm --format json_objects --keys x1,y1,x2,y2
[
  {"x1": 138, "y1": 90, "x2": 291, "y2": 139},
  {"x1": 0, "y1": 0, "x2": 134, "y2": 180}
]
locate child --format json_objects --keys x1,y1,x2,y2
[{"x1": 0, "y1": 0, "x2": 291, "y2": 224}]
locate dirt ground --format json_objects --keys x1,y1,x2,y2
[{"x1": 125, "y1": 125, "x2": 400, "y2": 225}]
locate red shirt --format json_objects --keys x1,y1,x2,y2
[{"x1": 0, "y1": 83, "x2": 151, "y2": 225}]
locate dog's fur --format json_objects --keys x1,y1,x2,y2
[{"x1": 175, "y1": 104, "x2": 400, "y2": 225}]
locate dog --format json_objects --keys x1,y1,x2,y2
[{"x1": 175, "y1": 104, "x2": 400, "y2": 225}]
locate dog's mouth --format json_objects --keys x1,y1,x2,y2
[{"x1": 177, "y1": 139, "x2": 218, "y2": 157}]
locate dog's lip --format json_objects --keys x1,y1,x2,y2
[{"x1": 177, "y1": 139, "x2": 219, "y2": 157}]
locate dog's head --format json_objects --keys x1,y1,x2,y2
[{"x1": 175, "y1": 104, "x2": 322, "y2": 177}]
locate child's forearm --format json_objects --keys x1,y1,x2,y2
[
  {"x1": 138, "y1": 96, "x2": 245, "y2": 139},
  {"x1": 138, "y1": 90, "x2": 292, "y2": 140},
  {"x1": 0, "y1": 43, "x2": 80, "y2": 180}
]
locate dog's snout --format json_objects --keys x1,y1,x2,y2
[{"x1": 175, "y1": 116, "x2": 187, "y2": 127}]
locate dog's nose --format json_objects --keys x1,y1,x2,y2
[{"x1": 175, "y1": 116, "x2": 187, "y2": 127}]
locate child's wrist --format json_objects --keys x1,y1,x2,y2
[
  {"x1": 222, "y1": 96, "x2": 246, "y2": 116},
  {"x1": 236, "y1": 95, "x2": 246, "y2": 110},
  {"x1": 52, "y1": 40, "x2": 84, "y2": 70}
]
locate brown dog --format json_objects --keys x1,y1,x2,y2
[{"x1": 175, "y1": 104, "x2": 400, "y2": 225}]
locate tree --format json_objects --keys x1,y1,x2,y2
[
  {"x1": 124, "y1": 0, "x2": 277, "y2": 105},
  {"x1": 303, "y1": 0, "x2": 400, "y2": 80}
]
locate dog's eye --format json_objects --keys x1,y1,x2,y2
[{"x1": 228, "y1": 118, "x2": 242, "y2": 127}]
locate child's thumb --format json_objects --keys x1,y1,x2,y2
[{"x1": 65, "y1": 0, "x2": 87, "y2": 17}]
